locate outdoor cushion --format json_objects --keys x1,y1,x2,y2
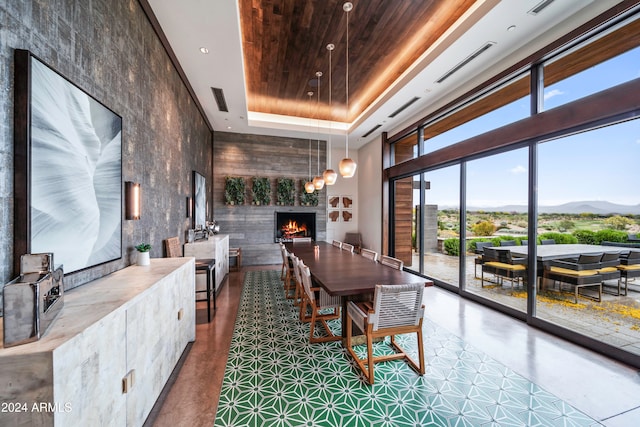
[
  {"x1": 597, "y1": 267, "x2": 618, "y2": 274},
  {"x1": 484, "y1": 261, "x2": 526, "y2": 271},
  {"x1": 617, "y1": 264, "x2": 640, "y2": 271},
  {"x1": 549, "y1": 266, "x2": 599, "y2": 277}
]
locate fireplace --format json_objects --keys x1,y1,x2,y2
[{"x1": 275, "y1": 212, "x2": 316, "y2": 243}]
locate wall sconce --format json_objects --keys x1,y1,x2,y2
[{"x1": 125, "y1": 181, "x2": 141, "y2": 220}]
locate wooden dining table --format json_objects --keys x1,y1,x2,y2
[{"x1": 285, "y1": 241, "x2": 431, "y2": 338}]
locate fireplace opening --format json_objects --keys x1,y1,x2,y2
[{"x1": 275, "y1": 212, "x2": 316, "y2": 243}]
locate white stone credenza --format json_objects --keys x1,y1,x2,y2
[
  {"x1": 184, "y1": 234, "x2": 229, "y2": 292},
  {"x1": 0, "y1": 258, "x2": 195, "y2": 427}
]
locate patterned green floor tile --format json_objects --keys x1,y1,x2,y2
[{"x1": 214, "y1": 271, "x2": 599, "y2": 427}]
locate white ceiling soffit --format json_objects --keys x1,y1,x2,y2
[{"x1": 148, "y1": 0, "x2": 622, "y2": 149}]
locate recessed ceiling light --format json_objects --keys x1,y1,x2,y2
[
  {"x1": 199, "y1": 47, "x2": 209, "y2": 54},
  {"x1": 507, "y1": 25, "x2": 516, "y2": 32}
]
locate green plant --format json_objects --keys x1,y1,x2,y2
[
  {"x1": 538, "y1": 232, "x2": 577, "y2": 244},
  {"x1": 299, "y1": 180, "x2": 319, "y2": 206},
  {"x1": 573, "y1": 229, "x2": 597, "y2": 244},
  {"x1": 594, "y1": 229, "x2": 628, "y2": 243},
  {"x1": 251, "y1": 177, "x2": 271, "y2": 205},
  {"x1": 224, "y1": 176, "x2": 246, "y2": 205},
  {"x1": 135, "y1": 243, "x2": 151, "y2": 252},
  {"x1": 443, "y1": 238, "x2": 460, "y2": 256},
  {"x1": 276, "y1": 177, "x2": 296, "y2": 205}
]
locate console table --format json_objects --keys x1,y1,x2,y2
[{"x1": 0, "y1": 258, "x2": 195, "y2": 426}]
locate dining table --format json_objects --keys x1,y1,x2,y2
[{"x1": 285, "y1": 241, "x2": 432, "y2": 339}]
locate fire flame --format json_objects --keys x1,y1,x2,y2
[{"x1": 282, "y1": 220, "x2": 307, "y2": 238}]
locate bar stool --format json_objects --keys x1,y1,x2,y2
[{"x1": 195, "y1": 258, "x2": 216, "y2": 322}]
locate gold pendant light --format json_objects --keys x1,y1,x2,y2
[
  {"x1": 312, "y1": 71, "x2": 325, "y2": 190},
  {"x1": 322, "y1": 43, "x2": 338, "y2": 185},
  {"x1": 339, "y1": 1, "x2": 357, "y2": 178}
]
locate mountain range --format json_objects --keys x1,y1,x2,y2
[{"x1": 465, "y1": 201, "x2": 640, "y2": 215}]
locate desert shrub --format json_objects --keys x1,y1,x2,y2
[
  {"x1": 594, "y1": 229, "x2": 628, "y2": 243},
  {"x1": 558, "y1": 220, "x2": 575, "y2": 231},
  {"x1": 471, "y1": 220, "x2": 495, "y2": 237},
  {"x1": 443, "y1": 238, "x2": 460, "y2": 256},
  {"x1": 573, "y1": 229, "x2": 597, "y2": 244},
  {"x1": 538, "y1": 232, "x2": 577, "y2": 244},
  {"x1": 604, "y1": 215, "x2": 633, "y2": 230}
]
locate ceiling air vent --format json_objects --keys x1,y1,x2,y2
[
  {"x1": 528, "y1": 0, "x2": 556, "y2": 15},
  {"x1": 211, "y1": 87, "x2": 228, "y2": 112},
  {"x1": 388, "y1": 97, "x2": 421, "y2": 118},
  {"x1": 362, "y1": 124, "x2": 382, "y2": 138},
  {"x1": 436, "y1": 41, "x2": 496, "y2": 84}
]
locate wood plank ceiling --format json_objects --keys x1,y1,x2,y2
[{"x1": 239, "y1": 0, "x2": 477, "y2": 123}]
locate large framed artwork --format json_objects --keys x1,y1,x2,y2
[
  {"x1": 13, "y1": 50, "x2": 122, "y2": 275},
  {"x1": 192, "y1": 171, "x2": 206, "y2": 229}
]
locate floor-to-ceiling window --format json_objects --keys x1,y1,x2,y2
[
  {"x1": 536, "y1": 119, "x2": 640, "y2": 355},
  {"x1": 385, "y1": 7, "x2": 640, "y2": 367},
  {"x1": 465, "y1": 149, "x2": 528, "y2": 312}
]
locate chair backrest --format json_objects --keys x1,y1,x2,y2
[
  {"x1": 380, "y1": 255, "x2": 403, "y2": 270},
  {"x1": 500, "y1": 240, "x2": 516, "y2": 247},
  {"x1": 521, "y1": 240, "x2": 528, "y2": 246},
  {"x1": 291, "y1": 254, "x2": 302, "y2": 286},
  {"x1": 164, "y1": 237, "x2": 182, "y2": 257},
  {"x1": 293, "y1": 237, "x2": 312, "y2": 243},
  {"x1": 370, "y1": 283, "x2": 425, "y2": 331},
  {"x1": 299, "y1": 261, "x2": 315, "y2": 303},
  {"x1": 600, "y1": 252, "x2": 619, "y2": 267},
  {"x1": 475, "y1": 241, "x2": 492, "y2": 254},
  {"x1": 280, "y1": 243, "x2": 289, "y2": 264},
  {"x1": 332, "y1": 240, "x2": 343, "y2": 249},
  {"x1": 344, "y1": 232, "x2": 362, "y2": 246},
  {"x1": 361, "y1": 248, "x2": 378, "y2": 262},
  {"x1": 628, "y1": 251, "x2": 640, "y2": 262},
  {"x1": 342, "y1": 243, "x2": 355, "y2": 253},
  {"x1": 482, "y1": 247, "x2": 499, "y2": 262},
  {"x1": 541, "y1": 239, "x2": 556, "y2": 245},
  {"x1": 577, "y1": 253, "x2": 603, "y2": 264}
]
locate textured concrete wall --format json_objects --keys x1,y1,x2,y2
[
  {"x1": 0, "y1": 0, "x2": 212, "y2": 291},
  {"x1": 213, "y1": 132, "x2": 327, "y2": 265}
]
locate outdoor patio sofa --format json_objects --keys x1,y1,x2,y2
[{"x1": 542, "y1": 253, "x2": 610, "y2": 303}]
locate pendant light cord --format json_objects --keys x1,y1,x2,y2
[{"x1": 345, "y1": 3, "x2": 350, "y2": 158}]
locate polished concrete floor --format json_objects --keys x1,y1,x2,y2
[{"x1": 149, "y1": 265, "x2": 640, "y2": 426}]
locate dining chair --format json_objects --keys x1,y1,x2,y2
[
  {"x1": 280, "y1": 243, "x2": 295, "y2": 297},
  {"x1": 380, "y1": 255, "x2": 403, "y2": 270},
  {"x1": 298, "y1": 260, "x2": 341, "y2": 343},
  {"x1": 361, "y1": 248, "x2": 378, "y2": 262},
  {"x1": 345, "y1": 283, "x2": 426, "y2": 385},
  {"x1": 342, "y1": 243, "x2": 355, "y2": 253},
  {"x1": 617, "y1": 251, "x2": 640, "y2": 295},
  {"x1": 164, "y1": 237, "x2": 216, "y2": 322},
  {"x1": 332, "y1": 240, "x2": 343, "y2": 249},
  {"x1": 289, "y1": 253, "x2": 303, "y2": 306},
  {"x1": 541, "y1": 239, "x2": 556, "y2": 245}
]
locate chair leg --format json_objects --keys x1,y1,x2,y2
[{"x1": 366, "y1": 331, "x2": 374, "y2": 385}]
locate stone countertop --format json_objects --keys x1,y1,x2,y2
[{"x1": 0, "y1": 257, "x2": 194, "y2": 355}]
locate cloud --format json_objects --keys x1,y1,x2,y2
[
  {"x1": 544, "y1": 89, "x2": 564, "y2": 101},
  {"x1": 510, "y1": 165, "x2": 526, "y2": 174}
]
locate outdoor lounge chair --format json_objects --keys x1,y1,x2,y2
[
  {"x1": 543, "y1": 253, "x2": 603, "y2": 303},
  {"x1": 481, "y1": 248, "x2": 527, "y2": 288},
  {"x1": 617, "y1": 250, "x2": 640, "y2": 296},
  {"x1": 598, "y1": 252, "x2": 621, "y2": 295},
  {"x1": 474, "y1": 241, "x2": 493, "y2": 278}
]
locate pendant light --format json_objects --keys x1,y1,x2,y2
[
  {"x1": 339, "y1": 1, "x2": 357, "y2": 178},
  {"x1": 304, "y1": 91, "x2": 316, "y2": 194},
  {"x1": 312, "y1": 71, "x2": 325, "y2": 190},
  {"x1": 322, "y1": 43, "x2": 338, "y2": 185}
]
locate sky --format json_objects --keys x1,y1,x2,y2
[{"x1": 414, "y1": 46, "x2": 640, "y2": 209}]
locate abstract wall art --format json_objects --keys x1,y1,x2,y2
[{"x1": 14, "y1": 50, "x2": 122, "y2": 274}]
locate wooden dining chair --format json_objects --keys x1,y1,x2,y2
[
  {"x1": 361, "y1": 248, "x2": 378, "y2": 262},
  {"x1": 380, "y1": 255, "x2": 403, "y2": 270},
  {"x1": 289, "y1": 253, "x2": 303, "y2": 306},
  {"x1": 280, "y1": 243, "x2": 295, "y2": 298},
  {"x1": 345, "y1": 283, "x2": 426, "y2": 385},
  {"x1": 332, "y1": 240, "x2": 343, "y2": 249},
  {"x1": 342, "y1": 243, "x2": 355, "y2": 253},
  {"x1": 298, "y1": 260, "x2": 341, "y2": 343}
]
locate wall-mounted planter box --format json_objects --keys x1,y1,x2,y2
[
  {"x1": 251, "y1": 176, "x2": 271, "y2": 205},
  {"x1": 276, "y1": 177, "x2": 296, "y2": 206},
  {"x1": 224, "y1": 176, "x2": 246, "y2": 205}
]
